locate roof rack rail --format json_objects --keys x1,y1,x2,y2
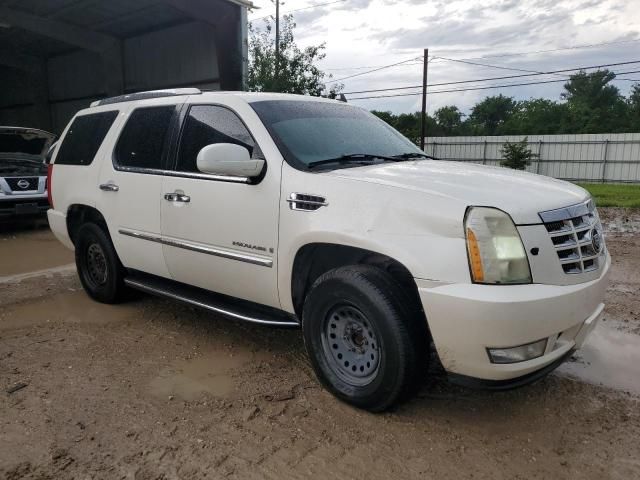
[{"x1": 90, "y1": 88, "x2": 202, "y2": 107}]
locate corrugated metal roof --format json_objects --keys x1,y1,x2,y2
[
  {"x1": 0, "y1": 0, "x2": 250, "y2": 58},
  {"x1": 225, "y1": 0, "x2": 256, "y2": 8}
]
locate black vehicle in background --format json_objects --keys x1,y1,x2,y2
[{"x1": 0, "y1": 127, "x2": 56, "y2": 219}]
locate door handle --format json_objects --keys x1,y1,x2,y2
[
  {"x1": 99, "y1": 183, "x2": 119, "y2": 192},
  {"x1": 164, "y1": 192, "x2": 190, "y2": 203}
]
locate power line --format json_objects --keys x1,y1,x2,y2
[
  {"x1": 342, "y1": 60, "x2": 640, "y2": 95},
  {"x1": 322, "y1": 38, "x2": 640, "y2": 75},
  {"x1": 284, "y1": 0, "x2": 347, "y2": 13},
  {"x1": 325, "y1": 56, "x2": 424, "y2": 84},
  {"x1": 347, "y1": 69, "x2": 640, "y2": 100},
  {"x1": 433, "y1": 56, "x2": 575, "y2": 81},
  {"x1": 329, "y1": 54, "x2": 637, "y2": 87},
  {"x1": 250, "y1": 0, "x2": 347, "y2": 22},
  {"x1": 434, "y1": 56, "x2": 551, "y2": 75},
  {"x1": 432, "y1": 38, "x2": 640, "y2": 62},
  {"x1": 324, "y1": 62, "x2": 422, "y2": 71}
]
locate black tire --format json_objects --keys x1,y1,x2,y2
[
  {"x1": 75, "y1": 222, "x2": 127, "y2": 304},
  {"x1": 302, "y1": 265, "x2": 429, "y2": 412}
]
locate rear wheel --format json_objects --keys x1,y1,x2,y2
[
  {"x1": 75, "y1": 223, "x2": 127, "y2": 304},
  {"x1": 302, "y1": 265, "x2": 428, "y2": 412}
]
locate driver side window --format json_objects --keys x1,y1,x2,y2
[{"x1": 176, "y1": 105, "x2": 263, "y2": 173}]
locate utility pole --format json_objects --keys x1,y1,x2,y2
[
  {"x1": 420, "y1": 48, "x2": 429, "y2": 151},
  {"x1": 275, "y1": 0, "x2": 280, "y2": 69}
]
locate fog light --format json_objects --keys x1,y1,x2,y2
[{"x1": 487, "y1": 339, "x2": 547, "y2": 364}]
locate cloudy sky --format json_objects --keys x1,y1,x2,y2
[{"x1": 247, "y1": 0, "x2": 640, "y2": 115}]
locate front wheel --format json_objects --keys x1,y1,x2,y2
[
  {"x1": 75, "y1": 223, "x2": 127, "y2": 304},
  {"x1": 302, "y1": 265, "x2": 427, "y2": 412}
]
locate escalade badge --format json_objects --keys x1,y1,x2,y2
[
  {"x1": 17, "y1": 179, "x2": 30, "y2": 189},
  {"x1": 591, "y1": 227, "x2": 603, "y2": 254},
  {"x1": 232, "y1": 241, "x2": 268, "y2": 253}
]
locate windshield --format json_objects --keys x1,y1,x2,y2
[{"x1": 249, "y1": 100, "x2": 423, "y2": 170}]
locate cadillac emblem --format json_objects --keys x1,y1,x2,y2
[{"x1": 591, "y1": 227, "x2": 603, "y2": 254}]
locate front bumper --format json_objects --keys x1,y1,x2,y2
[
  {"x1": 0, "y1": 195, "x2": 49, "y2": 218},
  {"x1": 417, "y1": 253, "x2": 610, "y2": 383}
]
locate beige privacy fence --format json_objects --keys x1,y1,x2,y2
[{"x1": 423, "y1": 133, "x2": 640, "y2": 183}]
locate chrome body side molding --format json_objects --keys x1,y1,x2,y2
[
  {"x1": 112, "y1": 165, "x2": 250, "y2": 184},
  {"x1": 118, "y1": 229, "x2": 273, "y2": 267}
]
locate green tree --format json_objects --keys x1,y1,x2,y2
[
  {"x1": 434, "y1": 106, "x2": 464, "y2": 135},
  {"x1": 628, "y1": 83, "x2": 640, "y2": 126},
  {"x1": 502, "y1": 99, "x2": 571, "y2": 135},
  {"x1": 370, "y1": 110, "x2": 396, "y2": 126},
  {"x1": 370, "y1": 111, "x2": 438, "y2": 145},
  {"x1": 247, "y1": 15, "x2": 340, "y2": 96},
  {"x1": 500, "y1": 137, "x2": 538, "y2": 170},
  {"x1": 561, "y1": 70, "x2": 628, "y2": 132},
  {"x1": 395, "y1": 112, "x2": 423, "y2": 143},
  {"x1": 468, "y1": 95, "x2": 517, "y2": 135}
]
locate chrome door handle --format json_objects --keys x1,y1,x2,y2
[
  {"x1": 99, "y1": 183, "x2": 119, "y2": 192},
  {"x1": 164, "y1": 192, "x2": 190, "y2": 203}
]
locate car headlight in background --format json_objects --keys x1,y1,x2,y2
[{"x1": 465, "y1": 207, "x2": 532, "y2": 284}]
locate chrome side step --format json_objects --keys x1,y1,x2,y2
[{"x1": 124, "y1": 271, "x2": 299, "y2": 328}]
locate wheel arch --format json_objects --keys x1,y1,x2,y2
[
  {"x1": 290, "y1": 242, "x2": 425, "y2": 322},
  {"x1": 66, "y1": 204, "x2": 110, "y2": 246}
]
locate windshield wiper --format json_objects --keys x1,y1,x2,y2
[
  {"x1": 307, "y1": 153, "x2": 400, "y2": 169},
  {"x1": 392, "y1": 152, "x2": 440, "y2": 160}
]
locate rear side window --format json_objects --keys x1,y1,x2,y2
[
  {"x1": 176, "y1": 105, "x2": 262, "y2": 173},
  {"x1": 55, "y1": 111, "x2": 118, "y2": 166},
  {"x1": 114, "y1": 106, "x2": 175, "y2": 170}
]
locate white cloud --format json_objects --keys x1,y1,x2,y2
[{"x1": 248, "y1": 0, "x2": 640, "y2": 113}]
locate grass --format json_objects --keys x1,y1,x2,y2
[{"x1": 577, "y1": 183, "x2": 640, "y2": 208}]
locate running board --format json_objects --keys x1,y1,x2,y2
[{"x1": 124, "y1": 271, "x2": 300, "y2": 328}]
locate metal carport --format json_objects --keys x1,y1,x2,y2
[{"x1": 0, "y1": 0, "x2": 253, "y2": 133}]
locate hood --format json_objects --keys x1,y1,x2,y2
[
  {"x1": 0, "y1": 155, "x2": 48, "y2": 176},
  {"x1": 0, "y1": 127, "x2": 55, "y2": 177},
  {"x1": 0, "y1": 127, "x2": 56, "y2": 157},
  {"x1": 327, "y1": 160, "x2": 589, "y2": 224}
]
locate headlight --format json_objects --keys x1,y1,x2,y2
[{"x1": 464, "y1": 207, "x2": 532, "y2": 284}]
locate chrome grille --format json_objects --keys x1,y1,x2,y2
[
  {"x1": 6, "y1": 177, "x2": 39, "y2": 191},
  {"x1": 539, "y1": 199, "x2": 605, "y2": 275}
]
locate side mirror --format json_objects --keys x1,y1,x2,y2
[{"x1": 196, "y1": 143, "x2": 265, "y2": 178}]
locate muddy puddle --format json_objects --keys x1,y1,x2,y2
[
  {"x1": 149, "y1": 349, "x2": 270, "y2": 401},
  {"x1": 600, "y1": 208, "x2": 640, "y2": 234},
  {"x1": 0, "y1": 263, "x2": 75, "y2": 285},
  {"x1": 0, "y1": 228, "x2": 73, "y2": 276},
  {"x1": 0, "y1": 290, "x2": 141, "y2": 330},
  {"x1": 557, "y1": 321, "x2": 640, "y2": 395}
]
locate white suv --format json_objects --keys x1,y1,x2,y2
[{"x1": 47, "y1": 88, "x2": 610, "y2": 411}]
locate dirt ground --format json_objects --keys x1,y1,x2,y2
[
  {"x1": 0, "y1": 220, "x2": 73, "y2": 278},
  {"x1": 1, "y1": 211, "x2": 639, "y2": 480}
]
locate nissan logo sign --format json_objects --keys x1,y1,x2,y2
[{"x1": 17, "y1": 179, "x2": 30, "y2": 189}]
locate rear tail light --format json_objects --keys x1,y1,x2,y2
[{"x1": 47, "y1": 164, "x2": 53, "y2": 208}]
